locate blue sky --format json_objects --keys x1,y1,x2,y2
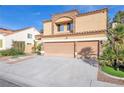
[{"x1": 0, "y1": 5, "x2": 124, "y2": 31}]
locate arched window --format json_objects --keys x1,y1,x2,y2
[{"x1": 57, "y1": 24, "x2": 64, "y2": 32}]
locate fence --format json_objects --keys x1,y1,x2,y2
[{"x1": 12, "y1": 41, "x2": 25, "y2": 52}]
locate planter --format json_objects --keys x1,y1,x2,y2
[{"x1": 97, "y1": 69, "x2": 124, "y2": 85}]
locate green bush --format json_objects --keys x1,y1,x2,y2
[
  {"x1": 0, "y1": 48, "x2": 25, "y2": 56},
  {"x1": 37, "y1": 43, "x2": 42, "y2": 51},
  {"x1": 36, "y1": 43, "x2": 42, "y2": 55}
]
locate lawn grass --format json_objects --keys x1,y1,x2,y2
[{"x1": 101, "y1": 65, "x2": 124, "y2": 78}]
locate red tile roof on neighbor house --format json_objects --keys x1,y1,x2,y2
[
  {"x1": 0, "y1": 27, "x2": 36, "y2": 36},
  {"x1": 0, "y1": 28, "x2": 14, "y2": 36}
]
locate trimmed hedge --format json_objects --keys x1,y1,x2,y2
[{"x1": 0, "y1": 48, "x2": 25, "y2": 56}]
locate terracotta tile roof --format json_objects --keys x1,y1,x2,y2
[
  {"x1": 43, "y1": 29, "x2": 107, "y2": 38},
  {"x1": 13, "y1": 27, "x2": 34, "y2": 32},
  {"x1": 0, "y1": 28, "x2": 14, "y2": 36},
  {"x1": 0, "y1": 27, "x2": 36, "y2": 36},
  {"x1": 43, "y1": 19, "x2": 52, "y2": 23},
  {"x1": 77, "y1": 8, "x2": 108, "y2": 17},
  {"x1": 43, "y1": 8, "x2": 108, "y2": 23},
  {"x1": 52, "y1": 10, "x2": 79, "y2": 17}
]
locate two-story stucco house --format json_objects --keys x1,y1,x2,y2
[
  {"x1": 0, "y1": 27, "x2": 40, "y2": 53},
  {"x1": 42, "y1": 8, "x2": 108, "y2": 58}
]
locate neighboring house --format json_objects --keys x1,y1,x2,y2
[
  {"x1": 42, "y1": 8, "x2": 108, "y2": 58},
  {"x1": 0, "y1": 27, "x2": 40, "y2": 53},
  {"x1": 0, "y1": 29, "x2": 14, "y2": 50}
]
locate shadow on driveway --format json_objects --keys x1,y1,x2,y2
[{"x1": 80, "y1": 58, "x2": 98, "y2": 67}]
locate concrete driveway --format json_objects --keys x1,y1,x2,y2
[{"x1": 0, "y1": 56, "x2": 122, "y2": 87}]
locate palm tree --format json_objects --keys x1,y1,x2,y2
[
  {"x1": 99, "y1": 24, "x2": 124, "y2": 70},
  {"x1": 113, "y1": 11, "x2": 124, "y2": 23},
  {"x1": 111, "y1": 25, "x2": 124, "y2": 70}
]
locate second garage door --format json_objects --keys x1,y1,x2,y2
[
  {"x1": 44, "y1": 42, "x2": 75, "y2": 57},
  {"x1": 76, "y1": 41, "x2": 99, "y2": 58}
]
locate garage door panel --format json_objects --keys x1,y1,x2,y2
[
  {"x1": 44, "y1": 41, "x2": 99, "y2": 58},
  {"x1": 76, "y1": 41, "x2": 98, "y2": 58},
  {"x1": 44, "y1": 42, "x2": 74, "y2": 57}
]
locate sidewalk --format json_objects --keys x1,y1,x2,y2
[{"x1": 0, "y1": 54, "x2": 36, "y2": 64}]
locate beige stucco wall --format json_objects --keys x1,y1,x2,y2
[
  {"x1": 43, "y1": 21, "x2": 52, "y2": 35},
  {"x1": 43, "y1": 9, "x2": 107, "y2": 36},
  {"x1": 75, "y1": 10, "x2": 107, "y2": 32},
  {"x1": 55, "y1": 17, "x2": 72, "y2": 23}
]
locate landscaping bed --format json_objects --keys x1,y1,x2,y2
[{"x1": 101, "y1": 66, "x2": 124, "y2": 78}]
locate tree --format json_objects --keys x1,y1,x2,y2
[
  {"x1": 113, "y1": 11, "x2": 124, "y2": 23},
  {"x1": 99, "y1": 24, "x2": 124, "y2": 70}
]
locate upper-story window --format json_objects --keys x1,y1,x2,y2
[
  {"x1": 67, "y1": 23, "x2": 73, "y2": 31},
  {"x1": 27, "y1": 33, "x2": 32, "y2": 39},
  {"x1": 58, "y1": 24, "x2": 64, "y2": 32}
]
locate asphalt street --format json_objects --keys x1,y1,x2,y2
[{"x1": 0, "y1": 79, "x2": 19, "y2": 87}]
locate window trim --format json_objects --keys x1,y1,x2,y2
[
  {"x1": 67, "y1": 23, "x2": 73, "y2": 31},
  {"x1": 57, "y1": 24, "x2": 64, "y2": 32},
  {"x1": 27, "y1": 33, "x2": 32, "y2": 39}
]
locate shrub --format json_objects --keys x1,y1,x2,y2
[
  {"x1": 37, "y1": 43, "x2": 42, "y2": 51},
  {"x1": 36, "y1": 43, "x2": 42, "y2": 55},
  {"x1": 0, "y1": 48, "x2": 25, "y2": 56}
]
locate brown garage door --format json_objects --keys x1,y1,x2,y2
[
  {"x1": 76, "y1": 41, "x2": 99, "y2": 58},
  {"x1": 44, "y1": 42, "x2": 74, "y2": 57}
]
